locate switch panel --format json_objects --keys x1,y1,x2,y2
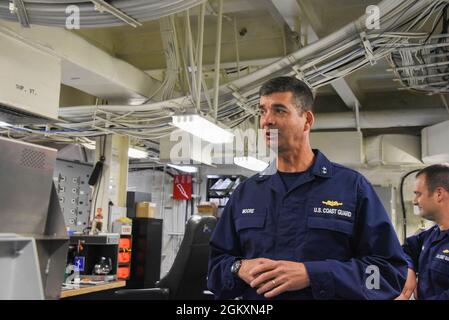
[{"x1": 54, "y1": 160, "x2": 93, "y2": 232}]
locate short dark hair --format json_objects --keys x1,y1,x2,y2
[
  {"x1": 416, "y1": 163, "x2": 449, "y2": 193},
  {"x1": 259, "y1": 76, "x2": 314, "y2": 112}
]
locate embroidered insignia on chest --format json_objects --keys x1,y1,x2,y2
[{"x1": 322, "y1": 200, "x2": 343, "y2": 207}]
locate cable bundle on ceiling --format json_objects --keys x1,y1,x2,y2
[
  {"x1": 0, "y1": 0, "x2": 207, "y2": 27},
  {"x1": 2, "y1": 0, "x2": 448, "y2": 152},
  {"x1": 387, "y1": 3, "x2": 449, "y2": 94}
]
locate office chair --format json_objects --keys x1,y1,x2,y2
[{"x1": 115, "y1": 215, "x2": 217, "y2": 300}]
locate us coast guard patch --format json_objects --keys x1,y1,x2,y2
[{"x1": 314, "y1": 199, "x2": 352, "y2": 218}]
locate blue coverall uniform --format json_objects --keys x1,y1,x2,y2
[
  {"x1": 207, "y1": 150, "x2": 407, "y2": 299},
  {"x1": 403, "y1": 226, "x2": 449, "y2": 299}
]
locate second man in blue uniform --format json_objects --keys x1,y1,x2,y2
[{"x1": 397, "y1": 164, "x2": 449, "y2": 300}]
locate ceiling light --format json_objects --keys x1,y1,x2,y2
[
  {"x1": 0, "y1": 121, "x2": 12, "y2": 127},
  {"x1": 128, "y1": 147, "x2": 148, "y2": 159},
  {"x1": 234, "y1": 156, "x2": 268, "y2": 172},
  {"x1": 172, "y1": 114, "x2": 234, "y2": 144},
  {"x1": 167, "y1": 163, "x2": 198, "y2": 173}
]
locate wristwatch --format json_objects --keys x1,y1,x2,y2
[{"x1": 231, "y1": 259, "x2": 242, "y2": 276}]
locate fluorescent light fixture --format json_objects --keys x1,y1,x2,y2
[
  {"x1": 167, "y1": 163, "x2": 198, "y2": 173},
  {"x1": 128, "y1": 147, "x2": 148, "y2": 159},
  {"x1": 172, "y1": 114, "x2": 234, "y2": 144},
  {"x1": 0, "y1": 121, "x2": 12, "y2": 127},
  {"x1": 234, "y1": 156, "x2": 269, "y2": 172}
]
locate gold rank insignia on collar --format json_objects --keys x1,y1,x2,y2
[
  {"x1": 322, "y1": 200, "x2": 343, "y2": 207},
  {"x1": 443, "y1": 249, "x2": 449, "y2": 254}
]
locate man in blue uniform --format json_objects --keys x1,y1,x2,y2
[
  {"x1": 207, "y1": 76, "x2": 407, "y2": 300},
  {"x1": 396, "y1": 164, "x2": 449, "y2": 300}
]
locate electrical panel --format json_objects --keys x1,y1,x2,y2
[{"x1": 53, "y1": 160, "x2": 93, "y2": 232}]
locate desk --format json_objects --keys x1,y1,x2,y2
[{"x1": 60, "y1": 281, "x2": 126, "y2": 299}]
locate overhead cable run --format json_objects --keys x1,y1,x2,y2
[
  {"x1": 9, "y1": 0, "x2": 29, "y2": 27},
  {"x1": 90, "y1": 0, "x2": 142, "y2": 28},
  {"x1": 0, "y1": 0, "x2": 207, "y2": 28},
  {"x1": 387, "y1": 2, "x2": 449, "y2": 94},
  {"x1": 2, "y1": 0, "x2": 448, "y2": 150}
]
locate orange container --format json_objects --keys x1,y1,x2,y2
[
  {"x1": 118, "y1": 251, "x2": 131, "y2": 263},
  {"x1": 118, "y1": 266, "x2": 130, "y2": 279},
  {"x1": 119, "y1": 238, "x2": 131, "y2": 249}
]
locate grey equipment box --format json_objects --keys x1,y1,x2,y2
[{"x1": 0, "y1": 136, "x2": 69, "y2": 299}]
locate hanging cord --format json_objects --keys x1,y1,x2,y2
[
  {"x1": 400, "y1": 169, "x2": 421, "y2": 243},
  {"x1": 87, "y1": 135, "x2": 107, "y2": 233}
]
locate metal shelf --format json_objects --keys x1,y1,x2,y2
[{"x1": 206, "y1": 175, "x2": 245, "y2": 217}]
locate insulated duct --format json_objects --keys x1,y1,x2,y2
[
  {"x1": 422, "y1": 119, "x2": 449, "y2": 163},
  {"x1": 365, "y1": 135, "x2": 422, "y2": 165},
  {"x1": 0, "y1": 31, "x2": 61, "y2": 124},
  {"x1": 312, "y1": 108, "x2": 449, "y2": 130}
]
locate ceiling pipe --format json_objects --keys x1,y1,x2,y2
[
  {"x1": 195, "y1": 3, "x2": 206, "y2": 112},
  {"x1": 213, "y1": 0, "x2": 223, "y2": 121},
  {"x1": 313, "y1": 108, "x2": 449, "y2": 130}
]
